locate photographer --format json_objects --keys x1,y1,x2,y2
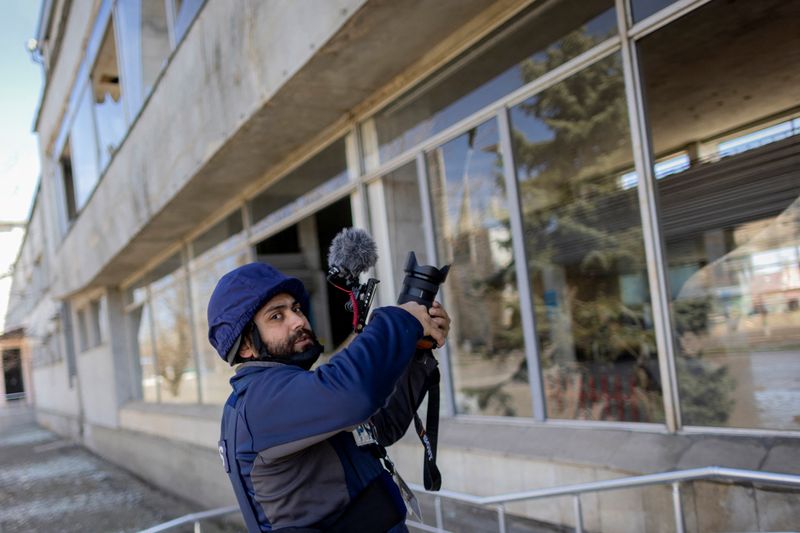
[{"x1": 208, "y1": 261, "x2": 450, "y2": 532}]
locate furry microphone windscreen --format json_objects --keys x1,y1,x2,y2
[{"x1": 327, "y1": 228, "x2": 378, "y2": 277}]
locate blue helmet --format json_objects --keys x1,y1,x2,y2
[{"x1": 207, "y1": 262, "x2": 309, "y2": 364}]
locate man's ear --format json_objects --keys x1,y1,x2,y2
[{"x1": 239, "y1": 336, "x2": 255, "y2": 359}]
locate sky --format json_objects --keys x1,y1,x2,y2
[{"x1": 0, "y1": 1, "x2": 43, "y2": 331}]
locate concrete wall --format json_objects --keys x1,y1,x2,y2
[
  {"x1": 76, "y1": 344, "x2": 119, "y2": 427},
  {"x1": 32, "y1": 363, "x2": 80, "y2": 417},
  {"x1": 35, "y1": 402, "x2": 800, "y2": 532},
  {"x1": 87, "y1": 422, "x2": 236, "y2": 510}
]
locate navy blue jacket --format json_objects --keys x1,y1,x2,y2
[{"x1": 219, "y1": 307, "x2": 429, "y2": 532}]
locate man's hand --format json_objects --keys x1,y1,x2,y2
[{"x1": 398, "y1": 301, "x2": 451, "y2": 348}]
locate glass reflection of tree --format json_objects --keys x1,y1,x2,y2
[
  {"x1": 154, "y1": 284, "x2": 193, "y2": 399},
  {"x1": 431, "y1": 121, "x2": 528, "y2": 417},
  {"x1": 672, "y1": 297, "x2": 735, "y2": 425},
  {"x1": 510, "y1": 30, "x2": 663, "y2": 421}
]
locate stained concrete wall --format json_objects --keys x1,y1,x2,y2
[
  {"x1": 46, "y1": 0, "x2": 368, "y2": 297},
  {"x1": 35, "y1": 403, "x2": 800, "y2": 532},
  {"x1": 36, "y1": 0, "x2": 510, "y2": 299},
  {"x1": 32, "y1": 363, "x2": 80, "y2": 417}
]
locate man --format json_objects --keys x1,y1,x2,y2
[{"x1": 207, "y1": 262, "x2": 450, "y2": 532}]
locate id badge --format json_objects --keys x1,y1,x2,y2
[
  {"x1": 392, "y1": 468, "x2": 423, "y2": 522},
  {"x1": 351, "y1": 422, "x2": 378, "y2": 447}
]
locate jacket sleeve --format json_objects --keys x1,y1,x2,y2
[
  {"x1": 371, "y1": 349, "x2": 439, "y2": 447},
  {"x1": 241, "y1": 306, "x2": 423, "y2": 456}
]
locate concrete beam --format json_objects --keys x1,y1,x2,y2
[{"x1": 50, "y1": 0, "x2": 504, "y2": 296}]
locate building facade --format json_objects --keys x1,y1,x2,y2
[{"x1": 7, "y1": 0, "x2": 799, "y2": 530}]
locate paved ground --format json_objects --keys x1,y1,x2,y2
[{"x1": 0, "y1": 402, "x2": 239, "y2": 533}]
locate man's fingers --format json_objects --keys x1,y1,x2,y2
[
  {"x1": 428, "y1": 325, "x2": 445, "y2": 347},
  {"x1": 398, "y1": 301, "x2": 449, "y2": 347}
]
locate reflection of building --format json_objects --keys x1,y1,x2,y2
[{"x1": 6, "y1": 0, "x2": 800, "y2": 531}]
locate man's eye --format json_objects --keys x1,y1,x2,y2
[
  {"x1": 270, "y1": 314, "x2": 281, "y2": 321},
  {"x1": 293, "y1": 307, "x2": 303, "y2": 314}
]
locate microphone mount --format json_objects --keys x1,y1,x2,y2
[{"x1": 326, "y1": 264, "x2": 379, "y2": 334}]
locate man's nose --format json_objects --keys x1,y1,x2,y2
[{"x1": 288, "y1": 310, "x2": 306, "y2": 330}]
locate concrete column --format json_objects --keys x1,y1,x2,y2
[{"x1": 107, "y1": 288, "x2": 138, "y2": 412}]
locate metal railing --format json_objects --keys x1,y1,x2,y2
[
  {"x1": 405, "y1": 466, "x2": 800, "y2": 533},
  {"x1": 140, "y1": 467, "x2": 800, "y2": 533},
  {"x1": 139, "y1": 505, "x2": 239, "y2": 533}
]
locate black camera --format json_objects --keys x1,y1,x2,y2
[
  {"x1": 396, "y1": 252, "x2": 450, "y2": 349},
  {"x1": 396, "y1": 252, "x2": 450, "y2": 309}
]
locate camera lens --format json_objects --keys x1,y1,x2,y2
[{"x1": 396, "y1": 252, "x2": 450, "y2": 309}]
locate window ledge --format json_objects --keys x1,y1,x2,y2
[
  {"x1": 119, "y1": 401, "x2": 221, "y2": 449},
  {"x1": 420, "y1": 418, "x2": 800, "y2": 476}
]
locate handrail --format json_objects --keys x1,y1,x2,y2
[
  {"x1": 407, "y1": 466, "x2": 800, "y2": 533},
  {"x1": 409, "y1": 466, "x2": 800, "y2": 506},
  {"x1": 138, "y1": 505, "x2": 239, "y2": 533},
  {"x1": 141, "y1": 467, "x2": 800, "y2": 533}
]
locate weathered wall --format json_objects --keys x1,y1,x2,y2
[
  {"x1": 36, "y1": 406, "x2": 800, "y2": 532},
  {"x1": 43, "y1": 0, "x2": 506, "y2": 298}
]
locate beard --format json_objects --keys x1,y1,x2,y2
[{"x1": 265, "y1": 328, "x2": 317, "y2": 359}]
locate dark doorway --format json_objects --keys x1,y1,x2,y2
[
  {"x1": 315, "y1": 198, "x2": 355, "y2": 348},
  {"x1": 253, "y1": 197, "x2": 354, "y2": 351},
  {"x1": 2, "y1": 349, "x2": 25, "y2": 400}
]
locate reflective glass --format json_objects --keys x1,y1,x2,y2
[
  {"x1": 116, "y1": 0, "x2": 171, "y2": 114},
  {"x1": 191, "y1": 251, "x2": 248, "y2": 405},
  {"x1": 510, "y1": 53, "x2": 663, "y2": 423},
  {"x1": 91, "y1": 21, "x2": 127, "y2": 169},
  {"x1": 125, "y1": 276, "x2": 148, "y2": 307},
  {"x1": 132, "y1": 303, "x2": 158, "y2": 402},
  {"x1": 151, "y1": 279, "x2": 197, "y2": 403},
  {"x1": 192, "y1": 211, "x2": 244, "y2": 260},
  {"x1": 639, "y1": 0, "x2": 800, "y2": 429},
  {"x1": 378, "y1": 162, "x2": 429, "y2": 295},
  {"x1": 375, "y1": 1, "x2": 617, "y2": 162},
  {"x1": 69, "y1": 86, "x2": 100, "y2": 211},
  {"x1": 149, "y1": 251, "x2": 183, "y2": 293},
  {"x1": 630, "y1": 0, "x2": 678, "y2": 24},
  {"x1": 427, "y1": 119, "x2": 529, "y2": 417},
  {"x1": 140, "y1": 0, "x2": 171, "y2": 97},
  {"x1": 250, "y1": 139, "x2": 349, "y2": 232},
  {"x1": 174, "y1": 0, "x2": 205, "y2": 43}
]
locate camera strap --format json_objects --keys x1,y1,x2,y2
[{"x1": 413, "y1": 366, "x2": 441, "y2": 491}]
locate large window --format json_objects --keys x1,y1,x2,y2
[
  {"x1": 91, "y1": 18, "x2": 127, "y2": 170},
  {"x1": 369, "y1": 162, "x2": 429, "y2": 302},
  {"x1": 65, "y1": 86, "x2": 101, "y2": 214},
  {"x1": 428, "y1": 119, "x2": 529, "y2": 416},
  {"x1": 510, "y1": 54, "x2": 662, "y2": 422},
  {"x1": 639, "y1": 0, "x2": 800, "y2": 430},
  {"x1": 249, "y1": 138, "x2": 350, "y2": 235},
  {"x1": 373, "y1": 0, "x2": 617, "y2": 162},
  {"x1": 57, "y1": 0, "x2": 204, "y2": 228},
  {"x1": 127, "y1": 252, "x2": 198, "y2": 404},
  {"x1": 172, "y1": 0, "x2": 205, "y2": 44},
  {"x1": 630, "y1": 0, "x2": 678, "y2": 23},
  {"x1": 116, "y1": 0, "x2": 171, "y2": 116},
  {"x1": 189, "y1": 212, "x2": 248, "y2": 405}
]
